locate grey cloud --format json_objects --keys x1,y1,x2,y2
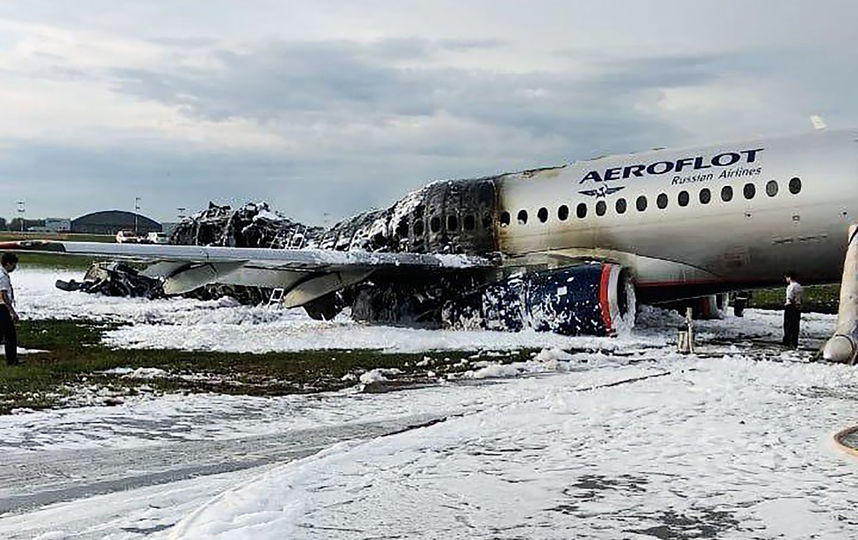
[
  {"x1": 114, "y1": 41, "x2": 415, "y2": 121},
  {"x1": 591, "y1": 55, "x2": 737, "y2": 90},
  {"x1": 3, "y1": 3, "x2": 858, "y2": 225},
  {"x1": 149, "y1": 36, "x2": 219, "y2": 48},
  {"x1": 43, "y1": 38, "x2": 744, "y2": 222},
  {"x1": 111, "y1": 38, "x2": 717, "y2": 143},
  {"x1": 438, "y1": 38, "x2": 505, "y2": 50}
]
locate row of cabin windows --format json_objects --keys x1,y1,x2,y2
[
  {"x1": 499, "y1": 177, "x2": 802, "y2": 226},
  {"x1": 399, "y1": 212, "x2": 492, "y2": 237},
  {"x1": 395, "y1": 177, "x2": 803, "y2": 236}
]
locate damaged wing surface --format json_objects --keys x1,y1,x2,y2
[
  {"x1": 1, "y1": 241, "x2": 493, "y2": 270},
  {"x1": 1, "y1": 240, "x2": 495, "y2": 306}
]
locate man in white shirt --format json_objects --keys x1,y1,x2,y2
[
  {"x1": 0, "y1": 253, "x2": 19, "y2": 365},
  {"x1": 783, "y1": 272, "x2": 803, "y2": 348}
]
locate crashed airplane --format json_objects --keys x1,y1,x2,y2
[{"x1": 5, "y1": 129, "x2": 858, "y2": 346}]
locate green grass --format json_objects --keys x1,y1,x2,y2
[
  {"x1": 747, "y1": 284, "x2": 840, "y2": 314},
  {"x1": 1, "y1": 231, "x2": 116, "y2": 270},
  {"x1": 0, "y1": 232, "x2": 115, "y2": 243},
  {"x1": 17, "y1": 253, "x2": 107, "y2": 271},
  {"x1": 0, "y1": 318, "x2": 535, "y2": 414}
]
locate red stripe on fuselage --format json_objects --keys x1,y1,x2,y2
[{"x1": 636, "y1": 279, "x2": 721, "y2": 288}]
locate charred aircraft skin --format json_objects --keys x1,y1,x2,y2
[
  {"x1": 170, "y1": 178, "x2": 500, "y2": 256},
  {"x1": 57, "y1": 261, "x2": 272, "y2": 306},
  {"x1": 158, "y1": 179, "x2": 632, "y2": 335},
  {"x1": 313, "y1": 177, "x2": 499, "y2": 255},
  {"x1": 163, "y1": 180, "x2": 527, "y2": 331},
  {"x1": 56, "y1": 262, "x2": 163, "y2": 299},
  {"x1": 170, "y1": 202, "x2": 323, "y2": 250}
]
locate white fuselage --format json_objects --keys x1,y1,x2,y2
[{"x1": 494, "y1": 130, "x2": 858, "y2": 300}]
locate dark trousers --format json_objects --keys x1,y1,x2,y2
[
  {"x1": 783, "y1": 304, "x2": 801, "y2": 347},
  {"x1": 0, "y1": 305, "x2": 17, "y2": 365}
]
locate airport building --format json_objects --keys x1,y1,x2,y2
[
  {"x1": 45, "y1": 218, "x2": 72, "y2": 232},
  {"x1": 71, "y1": 211, "x2": 162, "y2": 235}
]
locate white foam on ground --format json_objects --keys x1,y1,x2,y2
[
  {"x1": 15, "y1": 269, "x2": 666, "y2": 353},
  {"x1": 4, "y1": 268, "x2": 857, "y2": 539},
  {"x1": 0, "y1": 348, "x2": 48, "y2": 357},
  {"x1": 358, "y1": 368, "x2": 400, "y2": 384},
  {"x1": 169, "y1": 356, "x2": 858, "y2": 539},
  {"x1": 99, "y1": 367, "x2": 169, "y2": 379}
]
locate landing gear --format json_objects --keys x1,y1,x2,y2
[{"x1": 733, "y1": 291, "x2": 750, "y2": 317}]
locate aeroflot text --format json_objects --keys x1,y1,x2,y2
[{"x1": 579, "y1": 148, "x2": 764, "y2": 184}]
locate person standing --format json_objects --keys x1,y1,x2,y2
[
  {"x1": 0, "y1": 253, "x2": 19, "y2": 365},
  {"x1": 783, "y1": 272, "x2": 803, "y2": 348}
]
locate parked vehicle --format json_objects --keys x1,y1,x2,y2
[
  {"x1": 115, "y1": 230, "x2": 145, "y2": 243},
  {"x1": 146, "y1": 232, "x2": 170, "y2": 244}
]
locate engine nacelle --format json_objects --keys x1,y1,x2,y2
[{"x1": 444, "y1": 263, "x2": 635, "y2": 336}]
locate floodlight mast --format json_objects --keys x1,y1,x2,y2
[{"x1": 16, "y1": 201, "x2": 24, "y2": 232}]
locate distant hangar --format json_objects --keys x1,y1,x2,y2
[{"x1": 71, "y1": 211, "x2": 162, "y2": 235}]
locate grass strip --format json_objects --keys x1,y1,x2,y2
[{"x1": 0, "y1": 319, "x2": 536, "y2": 414}]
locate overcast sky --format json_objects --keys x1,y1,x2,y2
[{"x1": 0, "y1": 1, "x2": 856, "y2": 224}]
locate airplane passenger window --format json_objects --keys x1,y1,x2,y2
[
  {"x1": 789, "y1": 177, "x2": 802, "y2": 194},
  {"x1": 596, "y1": 201, "x2": 607, "y2": 216},
  {"x1": 699, "y1": 188, "x2": 711, "y2": 204},
  {"x1": 636, "y1": 196, "x2": 647, "y2": 212},
  {"x1": 447, "y1": 215, "x2": 458, "y2": 231},
  {"x1": 678, "y1": 191, "x2": 690, "y2": 207},
  {"x1": 558, "y1": 205, "x2": 569, "y2": 221},
  {"x1": 743, "y1": 183, "x2": 756, "y2": 200},
  {"x1": 538, "y1": 207, "x2": 549, "y2": 223},
  {"x1": 721, "y1": 185, "x2": 733, "y2": 202},
  {"x1": 430, "y1": 216, "x2": 441, "y2": 233},
  {"x1": 766, "y1": 180, "x2": 778, "y2": 197},
  {"x1": 517, "y1": 210, "x2": 528, "y2": 225},
  {"x1": 413, "y1": 220, "x2": 424, "y2": 236},
  {"x1": 657, "y1": 193, "x2": 668, "y2": 209},
  {"x1": 396, "y1": 221, "x2": 409, "y2": 237},
  {"x1": 616, "y1": 198, "x2": 627, "y2": 214},
  {"x1": 576, "y1": 202, "x2": 587, "y2": 218},
  {"x1": 500, "y1": 212, "x2": 510, "y2": 227},
  {"x1": 464, "y1": 214, "x2": 475, "y2": 231}
]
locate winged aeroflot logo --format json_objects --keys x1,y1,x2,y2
[{"x1": 579, "y1": 184, "x2": 625, "y2": 198}]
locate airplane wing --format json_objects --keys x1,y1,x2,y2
[
  {"x1": 0, "y1": 240, "x2": 493, "y2": 271},
  {"x1": 0, "y1": 240, "x2": 496, "y2": 307}
]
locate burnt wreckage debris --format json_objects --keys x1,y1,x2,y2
[
  {"x1": 56, "y1": 262, "x2": 163, "y2": 299},
  {"x1": 311, "y1": 177, "x2": 500, "y2": 326},
  {"x1": 56, "y1": 261, "x2": 271, "y2": 305},
  {"x1": 170, "y1": 202, "x2": 324, "y2": 250},
  {"x1": 313, "y1": 177, "x2": 497, "y2": 255},
  {"x1": 57, "y1": 180, "x2": 500, "y2": 310},
  {"x1": 57, "y1": 202, "x2": 319, "y2": 305},
  {"x1": 56, "y1": 179, "x2": 626, "y2": 335}
]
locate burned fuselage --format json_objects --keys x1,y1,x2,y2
[
  {"x1": 157, "y1": 174, "x2": 631, "y2": 336},
  {"x1": 304, "y1": 177, "x2": 506, "y2": 327},
  {"x1": 313, "y1": 176, "x2": 499, "y2": 255}
]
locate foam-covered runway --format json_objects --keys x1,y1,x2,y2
[{"x1": 1, "y1": 268, "x2": 856, "y2": 539}]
